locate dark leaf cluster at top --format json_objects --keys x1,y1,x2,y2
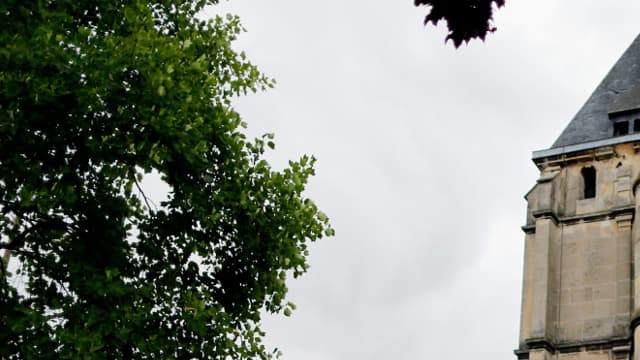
[{"x1": 415, "y1": 0, "x2": 506, "y2": 47}]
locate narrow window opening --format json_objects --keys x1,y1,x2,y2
[
  {"x1": 634, "y1": 119, "x2": 640, "y2": 132},
  {"x1": 582, "y1": 166, "x2": 596, "y2": 199},
  {"x1": 614, "y1": 121, "x2": 629, "y2": 136}
]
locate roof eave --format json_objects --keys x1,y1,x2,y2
[{"x1": 533, "y1": 133, "x2": 640, "y2": 161}]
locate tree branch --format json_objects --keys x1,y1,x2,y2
[{"x1": 133, "y1": 176, "x2": 153, "y2": 211}]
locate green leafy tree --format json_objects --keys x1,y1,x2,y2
[
  {"x1": 415, "y1": 0, "x2": 506, "y2": 47},
  {"x1": 0, "y1": 0, "x2": 332, "y2": 358}
]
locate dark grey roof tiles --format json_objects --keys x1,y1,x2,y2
[
  {"x1": 609, "y1": 83, "x2": 640, "y2": 115},
  {"x1": 552, "y1": 34, "x2": 640, "y2": 148}
]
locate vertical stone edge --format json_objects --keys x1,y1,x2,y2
[
  {"x1": 631, "y1": 186, "x2": 640, "y2": 360},
  {"x1": 527, "y1": 213, "x2": 560, "y2": 344}
]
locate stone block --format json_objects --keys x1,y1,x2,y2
[
  {"x1": 561, "y1": 289, "x2": 571, "y2": 305},
  {"x1": 582, "y1": 318, "x2": 608, "y2": 339},
  {"x1": 593, "y1": 283, "x2": 615, "y2": 300},
  {"x1": 616, "y1": 240, "x2": 631, "y2": 255},
  {"x1": 565, "y1": 320, "x2": 582, "y2": 339},
  {"x1": 558, "y1": 353, "x2": 579, "y2": 360},
  {"x1": 584, "y1": 351, "x2": 613, "y2": 360},
  {"x1": 584, "y1": 266, "x2": 613, "y2": 286},
  {"x1": 580, "y1": 302, "x2": 595, "y2": 318},
  {"x1": 561, "y1": 304, "x2": 580, "y2": 321},
  {"x1": 615, "y1": 264, "x2": 631, "y2": 280},
  {"x1": 593, "y1": 300, "x2": 612, "y2": 317},
  {"x1": 572, "y1": 287, "x2": 593, "y2": 303},
  {"x1": 565, "y1": 240, "x2": 578, "y2": 253},
  {"x1": 613, "y1": 314, "x2": 630, "y2": 336},
  {"x1": 529, "y1": 349, "x2": 554, "y2": 360},
  {"x1": 616, "y1": 281, "x2": 630, "y2": 297},
  {"x1": 564, "y1": 269, "x2": 580, "y2": 287},
  {"x1": 577, "y1": 198, "x2": 597, "y2": 214},
  {"x1": 615, "y1": 298, "x2": 631, "y2": 314},
  {"x1": 564, "y1": 253, "x2": 578, "y2": 268}
]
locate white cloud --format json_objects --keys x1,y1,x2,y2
[{"x1": 204, "y1": 1, "x2": 640, "y2": 358}]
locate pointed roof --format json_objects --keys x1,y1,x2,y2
[{"x1": 552, "y1": 34, "x2": 640, "y2": 148}]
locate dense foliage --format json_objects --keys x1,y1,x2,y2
[
  {"x1": 0, "y1": 0, "x2": 332, "y2": 358},
  {"x1": 415, "y1": 0, "x2": 506, "y2": 47}
]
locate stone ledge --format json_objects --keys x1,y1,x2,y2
[
  {"x1": 522, "y1": 206, "x2": 635, "y2": 233},
  {"x1": 521, "y1": 224, "x2": 536, "y2": 234},
  {"x1": 532, "y1": 210, "x2": 559, "y2": 224},
  {"x1": 515, "y1": 337, "x2": 631, "y2": 357}
]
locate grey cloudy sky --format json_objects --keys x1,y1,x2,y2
[{"x1": 198, "y1": 1, "x2": 640, "y2": 358}]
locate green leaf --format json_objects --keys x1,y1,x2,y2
[{"x1": 0, "y1": 1, "x2": 331, "y2": 358}]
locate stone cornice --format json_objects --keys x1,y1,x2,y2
[
  {"x1": 532, "y1": 210, "x2": 559, "y2": 224},
  {"x1": 533, "y1": 133, "x2": 640, "y2": 162},
  {"x1": 521, "y1": 224, "x2": 536, "y2": 234},
  {"x1": 521, "y1": 206, "x2": 635, "y2": 233},
  {"x1": 516, "y1": 337, "x2": 631, "y2": 357}
]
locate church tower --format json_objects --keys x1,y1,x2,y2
[{"x1": 517, "y1": 35, "x2": 640, "y2": 360}]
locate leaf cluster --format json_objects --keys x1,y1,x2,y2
[
  {"x1": 415, "y1": 0, "x2": 506, "y2": 47},
  {"x1": 0, "y1": 0, "x2": 332, "y2": 358}
]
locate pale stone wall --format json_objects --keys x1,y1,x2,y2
[
  {"x1": 557, "y1": 219, "x2": 628, "y2": 342},
  {"x1": 557, "y1": 350, "x2": 613, "y2": 360},
  {"x1": 518, "y1": 143, "x2": 639, "y2": 359},
  {"x1": 520, "y1": 232, "x2": 536, "y2": 346}
]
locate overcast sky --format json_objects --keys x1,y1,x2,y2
[{"x1": 198, "y1": 1, "x2": 640, "y2": 358}]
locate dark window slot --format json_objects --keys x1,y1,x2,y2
[
  {"x1": 582, "y1": 166, "x2": 596, "y2": 199},
  {"x1": 614, "y1": 121, "x2": 629, "y2": 136}
]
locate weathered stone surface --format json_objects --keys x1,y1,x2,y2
[
  {"x1": 518, "y1": 144, "x2": 638, "y2": 359},
  {"x1": 517, "y1": 34, "x2": 640, "y2": 360}
]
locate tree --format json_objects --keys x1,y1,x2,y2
[
  {"x1": 415, "y1": 0, "x2": 506, "y2": 47},
  {"x1": 0, "y1": 0, "x2": 332, "y2": 358}
]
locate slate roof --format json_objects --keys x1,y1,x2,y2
[{"x1": 552, "y1": 34, "x2": 640, "y2": 148}]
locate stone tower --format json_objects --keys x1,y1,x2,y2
[{"x1": 517, "y1": 35, "x2": 640, "y2": 360}]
